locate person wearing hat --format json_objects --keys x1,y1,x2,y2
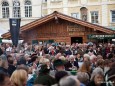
[
  {"x1": 34, "y1": 64, "x2": 56, "y2": 86},
  {"x1": 50, "y1": 59, "x2": 66, "y2": 77},
  {"x1": 53, "y1": 59, "x2": 65, "y2": 71}
]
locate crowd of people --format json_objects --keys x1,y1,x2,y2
[{"x1": 0, "y1": 42, "x2": 115, "y2": 86}]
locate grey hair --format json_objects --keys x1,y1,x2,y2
[
  {"x1": 0, "y1": 54, "x2": 8, "y2": 68},
  {"x1": 83, "y1": 54, "x2": 90, "y2": 60},
  {"x1": 91, "y1": 67, "x2": 104, "y2": 81},
  {"x1": 77, "y1": 72, "x2": 89, "y2": 84},
  {"x1": 59, "y1": 76, "x2": 80, "y2": 86}
]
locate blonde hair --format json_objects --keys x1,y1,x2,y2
[
  {"x1": 10, "y1": 69, "x2": 27, "y2": 86},
  {"x1": 39, "y1": 57, "x2": 50, "y2": 64}
]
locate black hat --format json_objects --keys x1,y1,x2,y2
[
  {"x1": 39, "y1": 64, "x2": 50, "y2": 73},
  {"x1": 53, "y1": 59, "x2": 64, "y2": 67}
]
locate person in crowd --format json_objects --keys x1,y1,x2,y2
[
  {"x1": 0, "y1": 71, "x2": 11, "y2": 86},
  {"x1": 28, "y1": 55, "x2": 39, "y2": 74},
  {"x1": 103, "y1": 59, "x2": 110, "y2": 75},
  {"x1": 0, "y1": 55, "x2": 8, "y2": 74},
  {"x1": 77, "y1": 45, "x2": 85, "y2": 57},
  {"x1": 97, "y1": 55, "x2": 103, "y2": 60},
  {"x1": 53, "y1": 59, "x2": 65, "y2": 71},
  {"x1": 0, "y1": 47, "x2": 3, "y2": 56},
  {"x1": 48, "y1": 46, "x2": 56, "y2": 56},
  {"x1": 77, "y1": 72, "x2": 89, "y2": 86},
  {"x1": 107, "y1": 68, "x2": 115, "y2": 86},
  {"x1": 10, "y1": 69, "x2": 28, "y2": 86},
  {"x1": 7, "y1": 55, "x2": 16, "y2": 76},
  {"x1": 90, "y1": 55, "x2": 97, "y2": 72},
  {"x1": 105, "y1": 62, "x2": 115, "y2": 86},
  {"x1": 59, "y1": 76, "x2": 80, "y2": 86},
  {"x1": 87, "y1": 67, "x2": 106, "y2": 86},
  {"x1": 64, "y1": 45, "x2": 72, "y2": 56},
  {"x1": 6, "y1": 44, "x2": 12, "y2": 55},
  {"x1": 50, "y1": 59, "x2": 65, "y2": 77},
  {"x1": 78, "y1": 61, "x2": 91, "y2": 79},
  {"x1": 95, "y1": 59, "x2": 104, "y2": 72},
  {"x1": 34, "y1": 64, "x2": 56, "y2": 86},
  {"x1": 75, "y1": 53, "x2": 83, "y2": 62},
  {"x1": 65, "y1": 55, "x2": 79, "y2": 71},
  {"x1": 55, "y1": 71, "x2": 69, "y2": 84},
  {"x1": 83, "y1": 54, "x2": 90, "y2": 62}
]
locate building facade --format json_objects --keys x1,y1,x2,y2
[
  {"x1": 0, "y1": 0, "x2": 42, "y2": 36},
  {"x1": 42, "y1": 0, "x2": 115, "y2": 30}
]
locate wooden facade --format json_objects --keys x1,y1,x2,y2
[{"x1": 2, "y1": 11, "x2": 115, "y2": 44}]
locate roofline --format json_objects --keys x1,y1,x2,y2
[{"x1": 2, "y1": 11, "x2": 115, "y2": 38}]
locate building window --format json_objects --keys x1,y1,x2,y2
[
  {"x1": 80, "y1": 7, "x2": 87, "y2": 21},
  {"x1": 111, "y1": 10, "x2": 115, "y2": 22},
  {"x1": 2, "y1": 1, "x2": 9, "y2": 18},
  {"x1": 91, "y1": 11, "x2": 98, "y2": 23},
  {"x1": 71, "y1": 13, "x2": 79, "y2": 18},
  {"x1": 25, "y1": 0, "x2": 32, "y2": 17},
  {"x1": 13, "y1": 1, "x2": 21, "y2": 18},
  {"x1": 51, "y1": 0, "x2": 62, "y2": 2}
]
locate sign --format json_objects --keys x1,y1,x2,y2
[
  {"x1": 88, "y1": 35, "x2": 115, "y2": 39},
  {"x1": 67, "y1": 25, "x2": 85, "y2": 32},
  {"x1": 9, "y1": 18, "x2": 21, "y2": 47}
]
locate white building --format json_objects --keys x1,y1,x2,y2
[
  {"x1": 0, "y1": 0, "x2": 42, "y2": 37},
  {"x1": 42, "y1": 0, "x2": 115, "y2": 30}
]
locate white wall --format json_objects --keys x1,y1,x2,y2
[{"x1": 0, "y1": 0, "x2": 42, "y2": 35}]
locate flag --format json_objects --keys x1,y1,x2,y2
[{"x1": 9, "y1": 18, "x2": 21, "y2": 47}]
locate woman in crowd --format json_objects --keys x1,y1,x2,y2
[
  {"x1": 34, "y1": 64, "x2": 56, "y2": 86},
  {"x1": 87, "y1": 68, "x2": 106, "y2": 86},
  {"x1": 0, "y1": 71, "x2": 11, "y2": 86},
  {"x1": 78, "y1": 61, "x2": 91, "y2": 79},
  {"x1": 0, "y1": 55, "x2": 8, "y2": 74},
  {"x1": 10, "y1": 69, "x2": 28, "y2": 86}
]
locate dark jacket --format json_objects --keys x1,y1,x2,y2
[
  {"x1": 0, "y1": 67, "x2": 8, "y2": 74},
  {"x1": 8, "y1": 64, "x2": 16, "y2": 76},
  {"x1": 87, "y1": 81, "x2": 106, "y2": 86},
  {"x1": 34, "y1": 73, "x2": 56, "y2": 86},
  {"x1": 65, "y1": 61, "x2": 79, "y2": 71}
]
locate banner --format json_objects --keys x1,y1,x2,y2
[
  {"x1": 9, "y1": 18, "x2": 21, "y2": 47},
  {"x1": 88, "y1": 34, "x2": 115, "y2": 39}
]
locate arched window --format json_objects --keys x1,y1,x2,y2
[
  {"x1": 13, "y1": 0, "x2": 21, "y2": 18},
  {"x1": 80, "y1": 7, "x2": 87, "y2": 21},
  {"x1": 25, "y1": 0, "x2": 32, "y2": 17},
  {"x1": 2, "y1": 1, "x2": 9, "y2": 18}
]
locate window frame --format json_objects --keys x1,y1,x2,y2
[
  {"x1": 13, "y1": 1, "x2": 21, "y2": 18},
  {"x1": 2, "y1": 1, "x2": 9, "y2": 18},
  {"x1": 24, "y1": 0, "x2": 32, "y2": 17},
  {"x1": 71, "y1": 13, "x2": 79, "y2": 19},
  {"x1": 111, "y1": 10, "x2": 115, "y2": 23},
  {"x1": 90, "y1": 11, "x2": 99, "y2": 24}
]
